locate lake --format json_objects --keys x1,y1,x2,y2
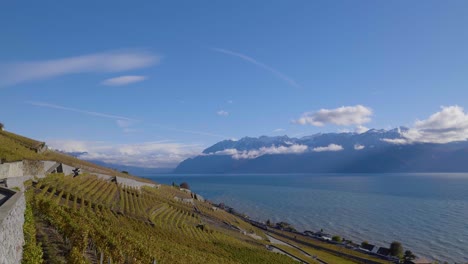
[{"x1": 147, "y1": 173, "x2": 468, "y2": 263}]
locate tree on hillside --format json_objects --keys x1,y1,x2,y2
[
  {"x1": 389, "y1": 241, "x2": 404, "y2": 258},
  {"x1": 332, "y1": 236, "x2": 342, "y2": 243},
  {"x1": 403, "y1": 250, "x2": 416, "y2": 261},
  {"x1": 0, "y1": 122, "x2": 4, "y2": 130},
  {"x1": 180, "y1": 182, "x2": 190, "y2": 189},
  {"x1": 275, "y1": 222, "x2": 296, "y2": 232}
]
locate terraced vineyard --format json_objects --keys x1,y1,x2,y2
[
  {"x1": 0, "y1": 129, "x2": 152, "y2": 181},
  {"x1": 25, "y1": 174, "x2": 297, "y2": 264},
  {"x1": 2, "y1": 130, "x2": 392, "y2": 264}
]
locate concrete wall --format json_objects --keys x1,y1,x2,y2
[
  {"x1": 43, "y1": 161, "x2": 57, "y2": 174},
  {"x1": 61, "y1": 164, "x2": 75, "y2": 176},
  {"x1": 0, "y1": 160, "x2": 49, "y2": 179},
  {"x1": 0, "y1": 162, "x2": 24, "y2": 179},
  {"x1": 194, "y1": 193, "x2": 205, "y2": 202},
  {"x1": 22, "y1": 160, "x2": 44, "y2": 176},
  {"x1": 90, "y1": 173, "x2": 114, "y2": 181},
  {"x1": 115, "y1": 176, "x2": 156, "y2": 189},
  {"x1": 0, "y1": 160, "x2": 81, "y2": 179},
  {"x1": 0, "y1": 189, "x2": 25, "y2": 264},
  {"x1": 5, "y1": 176, "x2": 33, "y2": 192}
]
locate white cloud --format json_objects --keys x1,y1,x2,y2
[
  {"x1": 383, "y1": 106, "x2": 468, "y2": 144},
  {"x1": 0, "y1": 50, "x2": 159, "y2": 86},
  {"x1": 273, "y1": 128, "x2": 285, "y2": 133},
  {"x1": 355, "y1": 125, "x2": 369, "y2": 134},
  {"x1": 213, "y1": 48, "x2": 302, "y2": 89},
  {"x1": 217, "y1": 110, "x2": 229, "y2": 116},
  {"x1": 354, "y1": 144, "x2": 365, "y2": 150},
  {"x1": 294, "y1": 105, "x2": 372, "y2": 126},
  {"x1": 381, "y1": 138, "x2": 408, "y2": 144},
  {"x1": 211, "y1": 144, "x2": 308, "y2": 159},
  {"x1": 312, "y1": 144, "x2": 344, "y2": 152},
  {"x1": 47, "y1": 139, "x2": 202, "y2": 168},
  {"x1": 101, "y1": 75, "x2": 147, "y2": 86}
]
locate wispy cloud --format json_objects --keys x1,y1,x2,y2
[
  {"x1": 273, "y1": 128, "x2": 286, "y2": 133},
  {"x1": 217, "y1": 110, "x2": 229, "y2": 116},
  {"x1": 150, "y1": 124, "x2": 228, "y2": 139},
  {"x1": 48, "y1": 139, "x2": 202, "y2": 168},
  {"x1": 27, "y1": 101, "x2": 138, "y2": 121},
  {"x1": 312, "y1": 144, "x2": 344, "y2": 152},
  {"x1": 213, "y1": 48, "x2": 302, "y2": 89},
  {"x1": 0, "y1": 50, "x2": 159, "y2": 86},
  {"x1": 294, "y1": 105, "x2": 372, "y2": 126},
  {"x1": 101, "y1": 75, "x2": 147, "y2": 86},
  {"x1": 27, "y1": 101, "x2": 229, "y2": 139}
]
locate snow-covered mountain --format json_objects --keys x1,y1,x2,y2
[{"x1": 175, "y1": 127, "x2": 468, "y2": 173}]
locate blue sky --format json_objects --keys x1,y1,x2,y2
[{"x1": 1, "y1": 1, "x2": 468, "y2": 167}]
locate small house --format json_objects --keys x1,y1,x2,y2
[
  {"x1": 376, "y1": 247, "x2": 390, "y2": 256},
  {"x1": 359, "y1": 243, "x2": 376, "y2": 253}
]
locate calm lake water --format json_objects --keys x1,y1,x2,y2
[{"x1": 147, "y1": 173, "x2": 468, "y2": 263}]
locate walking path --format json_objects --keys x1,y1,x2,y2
[
  {"x1": 267, "y1": 229, "x2": 389, "y2": 264},
  {"x1": 266, "y1": 233, "x2": 327, "y2": 264}
]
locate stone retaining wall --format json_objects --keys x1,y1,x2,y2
[
  {"x1": 0, "y1": 188, "x2": 25, "y2": 264},
  {"x1": 0, "y1": 162, "x2": 24, "y2": 179},
  {"x1": 0, "y1": 160, "x2": 52, "y2": 179},
  {"x1": 89, "y1": 173, "x2": 114, "y2": 181},
  {"x1": 115, "y1": 176, "x2": 156, "y2": 189},
  {"x1": 0, "y1": 160, "x2": 78, "y2": 179}
]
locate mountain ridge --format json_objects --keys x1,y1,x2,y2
[{"x1": 175, "y1": 127, "x2": 468, "y2": 173}]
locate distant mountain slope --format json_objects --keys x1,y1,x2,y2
[{"x1": 175, "y1": 128, "x2": 468, "y2": 173}]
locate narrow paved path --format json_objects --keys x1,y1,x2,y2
[
  {"x1": 268, "y1": 245, "x2": 312, "y2": 264},
  {"x1": 267, "y1": 229, "x2": 388, "y2": 264},
  {"x1": 266, "y1": 233, "x2": 327, "y2": 264}
]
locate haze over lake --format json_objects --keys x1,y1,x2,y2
[{"x1": 150, "y1": 173, "x2": 468, "y2": 263}]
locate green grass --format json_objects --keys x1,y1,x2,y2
[{"x1": 0, "y1": 130, "x2": 153, "y2": 182}]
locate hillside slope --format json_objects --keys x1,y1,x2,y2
[
  {"x1": 24, "y1": 173, "x2": 299, "y2": 264},
  {"x1": 1, "y1": 130, "x2": 394, "y2": 263},
  {"x1": 0, "y1": 130, "x2": 147, "y2": 181}
]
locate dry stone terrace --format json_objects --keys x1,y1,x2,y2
[
  {"x1": 0, "y1": 187, "x2": 25, "y2": 264},
  {"x1": 0, "y1": 159, "x2": 159, "y2": 264}
]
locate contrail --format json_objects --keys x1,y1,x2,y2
[{"x1": 213, "y1": 48, "x2": 302, "y2": 89}]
